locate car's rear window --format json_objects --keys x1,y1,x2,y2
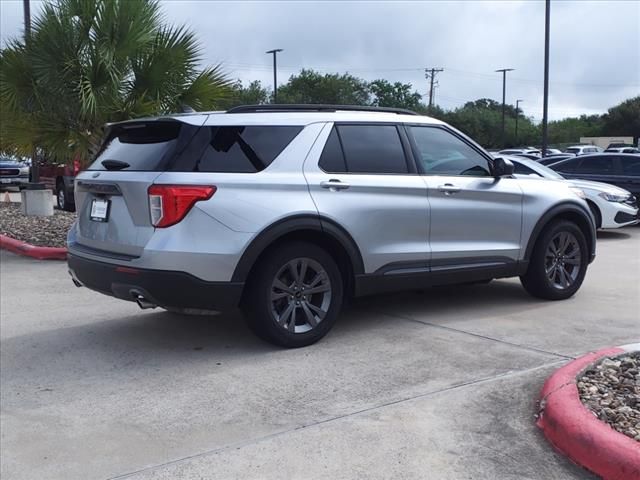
[
  {"x1": 90, "y1": 122, "x2": 183, "y2": 171},
  {"x1": 90, "y1": 122, "x2": 303, "y2": 173}
]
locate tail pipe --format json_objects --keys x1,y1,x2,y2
[{"x1": 131, "y1": 290, "x2": 157, "y2": 310}]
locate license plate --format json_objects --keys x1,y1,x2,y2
[
  {"x1": 90, "y1": 198, "x2": 110, "y2": 222},
  {"x1": 0, "y1": 178, "x2": 11, "y2": 184}
]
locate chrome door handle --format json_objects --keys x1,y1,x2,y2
[
  {"x1": 320, "y1": 179, "x2": 350, "y2": 191},
  {"x1": 437, "y1": 183, "x2": 461, "y2": 195}
]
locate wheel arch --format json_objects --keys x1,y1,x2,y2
[
  {"x1": 524, "y1": 202, "x2": 596, "y2": 264},
  {"x1": 232, "y1": 215, "x2": 364, "y2": 298},
  {"x1": 584, "y1": 199, "x2": 602, "y2": 229}
]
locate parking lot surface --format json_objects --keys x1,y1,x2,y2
[{"x1": 1, "y1": 227, "x2": 638, "y2": 479}]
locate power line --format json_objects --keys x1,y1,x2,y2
[{"x1": 221, "y1": 62, "x2": 637, "y2": 88}]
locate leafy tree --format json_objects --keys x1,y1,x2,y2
[
  {"x1": 601, "y1": 96, "x2": 640, "y2": 140},
  {"x1": 0, "y1": 0, "x2": 232, "y2": 164},
  {"x1": 547, "y1": 115, "x2": 604, "y2": 146},
  {"x1": 276, "y1": 69, "x2": 371, "y2": 105},
  {"x1": 219, "y1": 80, "x2": 270, "y2": 109},
  {"x1": 369, "y1": 79, "x2": 422, "y2": 110},
  {"x1": 440, "y1": 99, "x2": 539, "y2": 148}
]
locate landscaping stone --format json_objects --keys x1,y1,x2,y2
[
  {"x1": 578, "y1": 352, "x2": 640, "y2": 442},
  {"x1": 0, "y1": 203, "x2": 75, "y2": 248}
]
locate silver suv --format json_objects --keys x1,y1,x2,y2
[{"x1": 68, "y1": 105, "x2": 596, "y2": 347}]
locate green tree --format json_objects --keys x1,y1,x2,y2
[
  {"x1": 601, "y1": 96, "x2": 640, "y2": 140},
  {"x1": 276, "y1": 69, "x2": 371, "y2": 105},
  {"x1": 0, "y1": 0, "x2": 232, "y2": 164},
  {"x1": 369, "y1": 79, "x2": 423, "y2": 110},
  {"x1": 219, "y1": 80, "x2": 270, "y2": 109},
  {"x1": 547, "y1": 115, "x2": 604, "y2": 145}
]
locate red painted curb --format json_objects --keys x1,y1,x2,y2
[
  {"x1": 537, "y1": 347, "x2": 640, "y2": 480},
  {"x1": 0, "y1": 234, "x2": 67, "y2": 260}
]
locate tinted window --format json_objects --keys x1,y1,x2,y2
[
  {"x1": 91, "y1": 123, "x2": 302, "y2": 172},
  {"x1": 579, "y1": 156, "x2": 614, "y2": 174},
  {"x1": 335, "y1": 125, "x2": 408, "y2": 174},
  {"x1": 409, "y1": 126, "x2": 490, "y2": 176},
  {"x1": 318, "y1": 128, "x2": 347, "y2": 173},
  {"x1": 620, "y1": 156, "x2": 640, "y2": 176},
  {"x1": 553, "y1": 158, "x2": 581, "y2": 173},
  {"x1": 91, "y1": 122, "x2": 183, "y2": 171},
  {"x1": 566, "y1": 148, "x2": 580, "y2": 154},
  {"x1": 196, "y1": 126, "x2": 302, "y2": 173}
]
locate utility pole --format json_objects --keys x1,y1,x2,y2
[
  {"x1": 424, "y1": 68, "x2": 444, "y2": 109},
  {"x1": 23, "y1": 0, "x2": 31, "y2": 37},
  {"x1": 495, "y1": 68, "x2": 514, "y2": 148},
  {"x1": 541, "y1": 0, "x2": 551, "y2": 157},
  {"x1": 24, "y1": 0, "x2": 39, "y2": 182},
  {"x1": 515, "y1": 99, "x2": 524, "y2": 145},
  {"x1": 266, "y1": 49, "x2": 283, "y2": 103}
]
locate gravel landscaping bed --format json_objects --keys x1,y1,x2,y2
[
  {"x1": 0, "y1": 203, "x2": 75, "y2": 248},
  {"x1": 578, "y1": 352, "x2": 640, "y2": 442}
]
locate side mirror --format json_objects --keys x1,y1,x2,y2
[{"x1": 493, "y1": 157, "x2": 514, "y2": 177}]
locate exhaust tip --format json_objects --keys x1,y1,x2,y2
[{"x1": 131, "y1": 290, "x2": 157, "y2": 310}]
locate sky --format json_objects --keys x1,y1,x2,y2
[{"x1": 1, "y1": 0, "x2": 639, "y2": 121}]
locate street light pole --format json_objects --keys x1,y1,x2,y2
[
  {"x1": 515, "y1": 99, "x2": 524, "y2": 144},
  {"x1": 23, "y1": 0, "x2": 31, "y2": 38},
  {"x1": 541, "y1": 0, "x2": 551, "y2": 157},
  {"x1": 266, "y1": 49, "x2": 283, "y2": 103},
  {"x1": 496, "y1": 68, "x2": 514, "y2": 148}
]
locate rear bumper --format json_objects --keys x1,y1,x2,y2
[{"x1": 67, "y1": 253, "x2": 244, "y2": 311}]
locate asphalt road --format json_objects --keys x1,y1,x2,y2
[{"x1": 1, "y1": 227, "x2": 639, "y2": 479}]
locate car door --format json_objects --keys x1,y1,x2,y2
[
  {"x1": 303, "y1": 123, "x2": 430, "y2": 274},
  {"x1": 617, "y1": 155, "x2": 640, "y2": 197},
  {"x1": 406, "y1": 125, "x2": 523, "y2": 268}
]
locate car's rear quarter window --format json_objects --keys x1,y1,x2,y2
[{"x1": 195, "y1": 126, "x2": 302, "y2": 173}]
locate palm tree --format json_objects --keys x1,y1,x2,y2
[{"x1": 0, "y1": 0, "x2": 231, "y2": 169}]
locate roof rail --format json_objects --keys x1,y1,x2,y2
[{"x1": 226, "y1": 104, "x2": 419, "y2": 116}]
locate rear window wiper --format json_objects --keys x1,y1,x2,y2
[{"x1": 101, "y1": 159, "x2": 130, "y2": 170}]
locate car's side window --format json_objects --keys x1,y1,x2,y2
[
  {"x1": 620, "y1": 156, "x2": 640, "y2": 175},
  {"x1": 579, "y1": 156, "x2": 614, "y2": 174},
  {"x1": 331, "y1": 124, "x2": 409, "y2": 174},
  {"x1": 556, "y1": 158, "x2": 581, "y2": 173},
  {"x1": 318, "y1": 127, "x2": 348, "y2": 173},
  {"x1": 408, "y1": 126, "x2": 491, "y2": 176}
]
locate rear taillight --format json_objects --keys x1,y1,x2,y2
[{"x1": 147, "y1": 185, "x2": 216, "y2": 228}]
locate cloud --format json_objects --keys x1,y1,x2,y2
[{"x1": 2, "y1": 0, "x2": 638, "y2": 121}]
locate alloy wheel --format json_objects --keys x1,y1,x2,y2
[
  {"x1": 544, "y1": 231, "x2": 581, "y2": 289},
  {"x1": 270, "y1": 257, "x2": 332, "y2": 334}
]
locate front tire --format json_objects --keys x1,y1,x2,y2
[
  {"x1": 241, "y1": 242, "x2": 343, "y2": 348},
  {"x1": 520, "y1": 220, "x2": 589, "y2": 300}
]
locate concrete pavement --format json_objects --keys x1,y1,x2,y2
[{"x1": 1, "y1": 227, "x2": 639, "y2": 479}]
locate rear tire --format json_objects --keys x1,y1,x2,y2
[
  {"x1": 56, "y1": 180, "x2": 75, "y2": 212},
  {"x1": 520, "y1": 220, "x2": 588, "y2": 300},
  {"x1": 241, "y1": 242, "x2": 343, "y2": 348}
]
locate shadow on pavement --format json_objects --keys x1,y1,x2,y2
[{"x1": 596, "y1": 230, "x2": 632, "y2": 241}]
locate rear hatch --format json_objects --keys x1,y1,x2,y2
[{"x1": 73, "y1": 116, "x2": 208, "y2": 257}]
